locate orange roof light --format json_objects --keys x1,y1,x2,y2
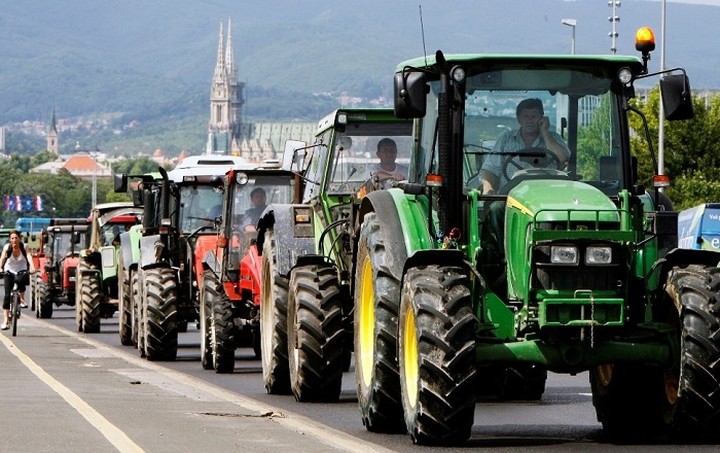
[
  {"x1": 426, "y1": 173, "x2": 443, "y2": 187},
  {"x1": 635, "y1": 27, "x2": 656, "y2": 53},
  {"x1": 653, "y1": 174, "x2": 671, "y2": 188}
]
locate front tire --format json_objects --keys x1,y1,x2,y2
[
  {"x1": 260, "y1": 229, "x2": 291, "y2": 394},
  {"x1": 354, "y1": 213, "x2": 405, "y2": 432},
  {"x1": 118, "y1": 261, "x2": 133, "y2": 346},
  {"x1": 37, "y1": 280, "x2": 53, "y2": 319},
  {"x1": 78, "y1": 267, "x2": 102, "y2": 333},
  {"x1": 211, "y1": 278, "x2": 236, "y2": 374},
  {"x1": 590, "y1": 363, "x2": 672, "y2": 439},
  {"x1": 399, "y1": 265, "x2": 476, "y2": 446},
  {"x1": 200, "y1": 270, "x2": 215, "y2": 370},
  {"x1": 287, "y1": 264, "x2": 345, "y2": 402},
  {"x1": 666, "y1": 265, "x2": 720, "y2": 440}
]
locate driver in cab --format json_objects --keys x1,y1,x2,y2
[{"x1": 479, "y1": 98, "x2": 569, "y2": 194}]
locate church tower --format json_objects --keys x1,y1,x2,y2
[
  {"x1": 207, "y1": 19, "x2": 245, "y2": 155},
  {"x1": 47, "y1": 109, "x2": 59, "y2": 156}
]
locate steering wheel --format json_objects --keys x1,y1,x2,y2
[{"x1": 501, "y1": 147, "x2": 562, "y2": 182}]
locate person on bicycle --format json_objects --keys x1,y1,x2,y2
[{"x1": 0, "y1": 230, "x2": 36, "y2": 330}]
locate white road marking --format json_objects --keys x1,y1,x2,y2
[
  {"x1": 0, "y1": 332, "x2": 145, "y2": 453},
  {"x1": 8, "y1": 317, "x2": 395, "y2": 453}
]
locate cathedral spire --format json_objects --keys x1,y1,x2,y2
[
  {"x1": 225, "y1": 18, "x2": 235, "y2": 82},
  {"x1": 47, "y1": 108, "x2": 59, "y2": 156},
  {"x1": 213, "y1": 21, "x2": 226, "y2": 83}
]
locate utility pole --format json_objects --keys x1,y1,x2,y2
[{"x1": 608, "y1": 1, "x2": 621, "y2": 54}]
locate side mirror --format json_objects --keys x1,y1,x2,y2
[
  {"x1": 660, "y1": 74, "x2": 693, "y2": 121},
  {"x1": 283, "y1": 140, "x2": 307, "y2": 172},
  {"x1": 114, "y1": 174, "x2": 128, "y2": 193},
  {"x1": 394, "y1": 71, "x2": 427, "y2": 118}
]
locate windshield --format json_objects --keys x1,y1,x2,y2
[
  {"x1": 178, "y1": 185, "x2": 224, "y2": 233},
  {"x1": 51, "y1": 231, "x2": 87, "y2": 260},
  {"x1": 226, "y1": 174, "x2": 295, "y2": 272},
  {"x1": 418, "y1": 67, "x2": 624, "y2": 195},
  {"x1": 304, "y1": 121, "x2": 412, "y2": 200}
]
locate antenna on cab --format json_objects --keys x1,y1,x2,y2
[{"x1": 419, "y1": 5, "x2": 428, "y2": 67}]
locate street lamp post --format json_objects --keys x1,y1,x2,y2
[{"x1": 561, "y1": 19, "x2": 577, "y2": 54}]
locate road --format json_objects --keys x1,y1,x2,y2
[{"x1": 1, "y1": 302, "x2": 717, "y2": 452}]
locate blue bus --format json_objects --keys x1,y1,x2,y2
[{"x1": 15, "y1": 217, "x2": 52, "y2": 234}]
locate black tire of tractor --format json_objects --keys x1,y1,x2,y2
[
  {"x1": 260, "y1": 229, "x2": 291, "y2": 394},
  {"x1": 118, "y1": 262, "x2": 133, "y2": 346},
  {"x1": 287, "y1": 264, "x2": 345, "y2": 402},
  {"x1": 131, "y1": 270, "x2": 142, "y2": 351},
  {"x1": 200, "y1": 270, "x2": 215, "y2": 370},
  {"x1": 79, "y1": 270, "x2": 102, "y2": 333},
  {"x1": 354, "y1": 212, "x2": 405, "y2": 433},
  {"x1": 212, "y1": 282, "x2": 236, "y2": 374},
  {"x1": 501, "y1": 364, "x2": 547, "y2": 401},
  {"x1": 37, "y1": 280, "x2": 53, "y2": 319},
  {"x1": 667, "y1": 265, "x2": 720, "y2": 441},
  {"x1": 590, "y1": 363, "x2": 673, "y2": 440},
  {"x1": 399, "y1": 265, "x2": 477, "y2": 446},
  {"x1": 143, "y1": 267, "x2": 179, "y2": 361}
]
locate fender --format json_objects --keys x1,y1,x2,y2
[
  {"x1": 139, "y1": 234, "x2": 164, "y2": 270},
  {"x1": 256, "y1": 203, "x2": 316, "y2": 278},
  {"x1": 652, "y1": 247, "x2": 720, "y2": 292},
  {"x1": 360, "y1": 188, "x2": 434, "y2": 258}
]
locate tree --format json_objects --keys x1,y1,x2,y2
[{"x1": 628, "y1": 88, "x2": 720, "y2": 210}]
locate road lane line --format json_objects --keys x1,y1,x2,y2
[
  {"x1": 35, "y1": 319, "x2": 396, "y2": 453},
  {"x1": 0, "y1": 333, "x2": 144, "y2": 453}
]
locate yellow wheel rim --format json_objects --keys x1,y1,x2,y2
[
  {"x1": 358, "y1": 257, "x2": 375, "y2": 388},
  {"x1": 664, "y1": 370, "x2": 679, "y2": 405},
  {"x1": 403, "y1": 304, "x2": 419, "y2": 409},
  {"x1": 596, "y1": 363, "x2": 613, "y2": 387}
]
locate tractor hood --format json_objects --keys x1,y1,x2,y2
[
  {"x1": 503, "y1": 178, "x2": 620, "y2": 301},
  {"x1": 506, "y1": 179, "x2": 618, "y2": 223}
]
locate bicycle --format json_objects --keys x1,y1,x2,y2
[{"x1": 3, "y1": 270, "x2": 29, "y2": 337}]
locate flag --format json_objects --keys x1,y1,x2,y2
[
  {"x1": 35, "y1": 195, "x2": 43, "y2": 212},
  {"x1": 15, "y1": 195, "x2": 21, "y2": 212}
]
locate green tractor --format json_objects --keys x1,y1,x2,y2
[
  {"x1": 351, "y1": 28, "x2": 720, "y2": 445},
  {"x1": 75, "y1": 202, "x2": 143, "y2": 333},
  {"x1": 256, "y1": 108, "x2": 413, "y2": 402}
]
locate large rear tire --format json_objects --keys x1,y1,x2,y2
[
  {"x1": 354, "y1": 212, "x2": 405, "y2": 432},
  {"x1": 287, "y1": 264, "x2": 345, "y2": 402},
  {"x1": 260, "y1": 229, "x2": 291, "y2": 394},
  {"x1": 666, "y1": 265, "x2": 720, "y2": 440},
  {"x1": 143, "y1": 267, "x2": 178, "y2": 361},
  {"x1": 399, "y1": 265, "x2": 476, "y2": 446}
]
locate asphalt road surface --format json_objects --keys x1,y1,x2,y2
[{"x1": 1, "y1": 300, "x2": 718, "y2": 452}]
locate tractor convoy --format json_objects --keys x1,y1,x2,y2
[{"x1": 54, "y1": 25, "x2": 720, "y2": 447}]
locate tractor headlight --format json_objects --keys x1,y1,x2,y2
[
  {"x1": 586, "y1": 246, "x2": 612, "y2": 265},
  {"x1": 550, "y1": 246, "x2": 578, "y2": 265}
]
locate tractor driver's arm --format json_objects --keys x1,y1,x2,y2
[
  {"x1": 479, "y1": 169, "x2": 499, "y2": 195},
  {"x1": 539, "y1": 116, "x2": 570, "y2": 166}
]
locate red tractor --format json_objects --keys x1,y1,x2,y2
[
  {"x1": 200, "y1": 159, "x2": 301, "y2": 373},
  {"x1": 33, "y1": 218, "x2": 89, "y2": 318}
]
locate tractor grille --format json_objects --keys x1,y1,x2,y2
[
  {"x1": 532, "y1": 242, "x2": 624, "y2": 292},
  {"x1": 534, "y1": 266, "x2": 621, "y2": 291}
]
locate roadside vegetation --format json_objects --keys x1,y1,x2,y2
[{"x1": 0, "y1": 89, "x2": 718, "y2": 227}]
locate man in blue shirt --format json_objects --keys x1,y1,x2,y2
[{"x1": 479, "y1": 98, "x2": 569, "y2": 194}]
